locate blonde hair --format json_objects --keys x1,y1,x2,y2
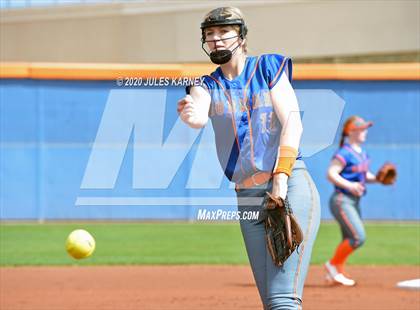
[{"x1": 202, "y1": 7, "x2": 248, "y2": 53}]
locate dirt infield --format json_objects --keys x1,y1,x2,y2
[{"x1": 1, "y1": 265, "x2": 418, "y2": 310}]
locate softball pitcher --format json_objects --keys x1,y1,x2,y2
[
  {"x1": 177, "y1": 7, "x2": 320, "y2": 309},
  {"x1": 325, "y1": 115, "x2": 396, "y2": 286}
]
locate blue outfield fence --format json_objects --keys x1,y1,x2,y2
[{"x1": 0, "y1": 79, "x2": 419, "y2": 220}]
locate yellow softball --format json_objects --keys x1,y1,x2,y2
[{"x1": 65, "y1": 229, "x2": 96, "y2": 259}]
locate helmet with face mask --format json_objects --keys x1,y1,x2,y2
[{"x1": 201, "y1": 7, "x2": 248, "y2": 65}]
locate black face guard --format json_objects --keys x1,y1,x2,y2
[
  {"x1": 201, "y1": 35, "x2": 243, "y2": 65},
  {"x1": 200, "y1": 15, "x2": 248, "y2": 65}
]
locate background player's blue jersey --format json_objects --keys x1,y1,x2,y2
[
  {"x1": 201, "y1": 54, "x2": 301, "y2": 183},
  {"x1": 333, "y1": 143, "x2": 370, "y2": 195}
]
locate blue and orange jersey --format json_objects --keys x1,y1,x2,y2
[
  {"x1": 333, "y1": 143, "x2": 370, "y2": 194},
  {"x1": 200, "y1": 54, "x2": 301, "y2": 183}
]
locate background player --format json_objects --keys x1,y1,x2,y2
[
  {"x1": 177, "y1": 6, "x2": 320, "y2": 309},
  {"x1": 324, "y1": 116, "x2": 390, "y2": 286}
]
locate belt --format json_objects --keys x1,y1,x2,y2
[{"x1": 236, "y1": 171, "x2": 272, "y2": 189}]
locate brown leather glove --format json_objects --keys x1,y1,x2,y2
[
  {"x1": 376, "y1": 162, "x2": 397, "y2": 185},
  {"x1": 263, "y1": 192, "x2": 303, "y2": 267}
]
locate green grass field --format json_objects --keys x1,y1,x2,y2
[{"x1": 0, "y1": 222, "x2": 419, "y2": 266}]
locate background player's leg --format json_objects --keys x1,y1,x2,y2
[
  {"x1": 327, "y1": 192, "x2": 366, "y2": 284},
  {"x1": 331, "y1": 193, "x2": 366, "y2": 255}
]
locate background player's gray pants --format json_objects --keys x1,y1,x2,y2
[
  {"x1": 236, "y1": 161, "x2": 321, "y2": 310},
  {"x1": 329, "y1": 191, "x2": 366, "y2": 248}
]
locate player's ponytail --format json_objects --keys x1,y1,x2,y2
[
  {"x1": 339, "y1": 132, "x2": 346, "y2": 147},
  {"x1": 340, "y1": 115, "x2": 359, "y2": 147}
]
